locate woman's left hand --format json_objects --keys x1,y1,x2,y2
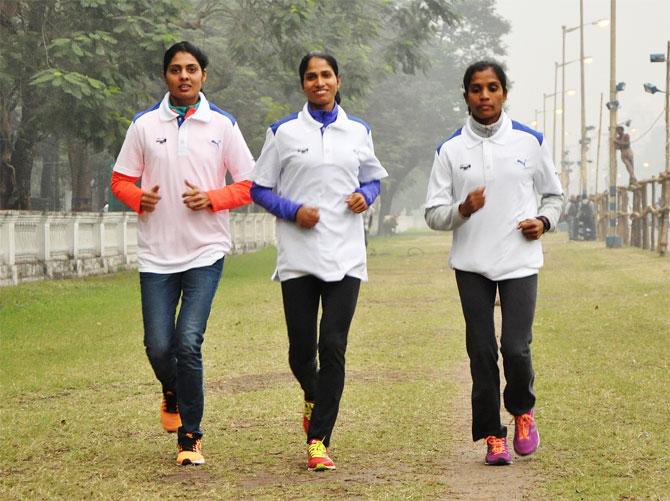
[
  {"x1": 517, "y1": 218, "x2": 545, "y2": 240},
  {"x1": 182, "y1": 180, "x2": 212, "y2": 211},
  {"x1": 346, "y1": 193, "x2": 368, "y2": 213}
]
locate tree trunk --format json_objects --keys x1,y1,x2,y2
[
  {"x1": 0, "y1": 102, "x2": 17, "y2": 209},
  {"x1": 3, "y1": 1, "x2": 48, "y2": 210},
  {"x1": 67, "y1": 138, "x2": 92, "y2": 211},
  {"x1": 40, "y1": 135, "x2": 59, "y2": 210},
  {"x1": 10, "y1": 84, "x2": 41, "y2": 210},
  {"x1": 378, "y1": 167, "x2": 415, "y2": 236},
  {"x1": 378, "y1": 181, "x2": 398, "y2": 235}
]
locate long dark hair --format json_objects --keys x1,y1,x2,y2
[
  {"x1": 298, "y1": 51, "x2": 341, "y2": 104},
  {"x1": 163, "y1": 41, "x2": 209, "y2": 75},
  {"x1": 462, "y1": 60, "x2": 508, "y2": 94}
]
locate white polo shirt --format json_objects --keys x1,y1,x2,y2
[
  {"x1": 114, "y1": 92, "x2": 254, "y2": 273},
  {"x1": 425, "y1": 112, "x2": 563, "y2": 281},
  {"x1": 252, "y1": 103, "x2": 388, "y2": 282}
]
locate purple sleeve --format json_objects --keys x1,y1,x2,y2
[
  {"x1": 355, "y1": 179, "x2": 381, "y2": 206},
  {"x1": 250, "y1": 182, "x2": 301, "y2": 221}
]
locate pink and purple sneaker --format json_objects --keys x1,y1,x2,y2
[
  {"x1": 513, "y1": 409, "x2": 540, "y2": 456},
  {"x1": 485, "y1": 436, "x2": 513, "y2": 465}
]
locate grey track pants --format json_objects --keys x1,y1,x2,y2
[{"x1": 455, "y1": 270, "x2": 538, "y2": 441}]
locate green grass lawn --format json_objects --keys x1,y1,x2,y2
[{"x1": 1, "y1": 232, "x2": 668, "y2": 499}]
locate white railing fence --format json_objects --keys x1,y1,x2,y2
[{"x1": 0, "y1": 211, "x2": 276, "y2": 286}]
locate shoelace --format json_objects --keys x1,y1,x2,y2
[
  {"x1": 179, "y1": 433, "x2": 201, "y2": 453},
  {"x1": 308, "y1": 440, "x2": 328, "y2": 459},
  {"x1": 486, "y1": 436, "x2": 507, "y2": 454},
  {"x1": 515, "y1": 413, "x2": 533, "y2": 440}
]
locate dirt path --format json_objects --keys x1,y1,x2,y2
[{"x1": 440, "y1": 304, "x2": 543, "y2": 500}]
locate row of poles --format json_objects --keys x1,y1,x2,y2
[
  {"x1": 547, "y1": 0, "x2": 669, "y2": 255},
  {"x1": 606, "y1": 2, "x2": 669, "y2": 255}
]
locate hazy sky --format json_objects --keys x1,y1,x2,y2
[{"x1": 494, "y1": 0, "x2": 669, "y2": 192}]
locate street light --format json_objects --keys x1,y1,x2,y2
[
  {"x1": 561, "y1": 3, "x2": 609, "y2": 197},
  {"x1": 560, "y1": 12, "x2": 607, "y2": 197},
  {"x1": 643, "y1": 82, "x2": 664, "y2": 94},
  {"x1": 558, "y1": 56, "x2": 592, "y2": 197}
]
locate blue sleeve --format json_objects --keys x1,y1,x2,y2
[
  {"x1": 250, "y1": 182, "x2": 301, "y2": 221},
  {"x1": 355, "y1": 179, "x2": 381, "y2": 206}
]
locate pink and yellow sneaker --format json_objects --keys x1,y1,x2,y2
[
  {"x1": 513, "y1": 409, "x2": 540, "y2": 456},
  {"x1": 307, "y1": 438, "x2": 336, "y2": 471},
  {"x1": 485, "y1": 436, "x2": 513, "y2": 465}
]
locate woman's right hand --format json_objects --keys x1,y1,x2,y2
[
  {"x1": 296, "y1": 206, "x2": 320, "y2": 229},
  {"x1": 140, "y1": 184, "x2": 161, "y2": 212},
  {"x1": 458, "y1": 186, "x2": 485, "y2": 217}
]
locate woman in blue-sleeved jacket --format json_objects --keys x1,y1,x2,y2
[{"x1": 251, "y1": 51, "x2": 388, "y2": 472}]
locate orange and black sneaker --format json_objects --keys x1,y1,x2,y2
[
  {"x1": 307, "y1": 438, "x2": 335, "y2": 471},
  {"x1": 160, "y1": 390, "x2": 181, "y2": 433},
  {"x1": 303, "y1": 400, "x2": 315, "y2": 434},
  {"x1": 176, "y1": 433, "x2": 205, "y2": 465}
]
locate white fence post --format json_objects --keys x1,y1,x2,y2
[
  {"x1": 1, "y1": 217, "x2": 16, "y2": 266},
  {"x1": 98, "y1": 215, "x2": 105, "y2": 257},
  {"x1": 121, "y1": 213, "x2": 129, "y2": 265},
  {"x1": 72, "y1": 217, "x2": 79, "y2": 260},
  {"x1": 40, "y1": 214, "x2": 50, "y2": 261}
]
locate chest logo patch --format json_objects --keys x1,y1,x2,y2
[
  {"x1": 155, "y1": 138, "x2": 167, "y2": 144},
  {"x1": 516, "y1": 158, "x2": 528, "y2": 167},
  {"x1": 210, "y1": 139, "x2": 222, "y2": 147},
  {"x1": 459, "y1": 163, "x2": 471, "y2": 170},
  {"x1": 297, "y1": 147, "x2": 309, "y2": 154}
]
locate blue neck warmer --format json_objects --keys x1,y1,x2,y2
[{"x1": 308, "y1": 104, "x2": 339, "y2": 133}]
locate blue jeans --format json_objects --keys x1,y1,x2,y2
[{"x1": 139, "y1": 258, "x2": 223, "y2": 439}]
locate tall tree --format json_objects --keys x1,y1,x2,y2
[
  {"x1": 0, "y1": 0, "x2": 50, "y2": 209},
  {"x1": 1, "y1": 0, "x2": 509, "y2": 214},
  {"x1": 0, "y1": 0, "x2": 183, "y2": 210},
  {"x1": 183, "y1": 0, "x2": 458, "y2": 153},
  {"x1": 184, "y1": 0, "x2": 508, "y2": 222}
]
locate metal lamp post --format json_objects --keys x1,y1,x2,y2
[
  {"x1": 645, "y1": 42, "x2": 670, "y2": 255},
  {"x1": 606, "y1": 0, "x2": 621, "y2": 248},
  {"x1": 561, "y1": 14, "x2": 607, "y2": 199}
]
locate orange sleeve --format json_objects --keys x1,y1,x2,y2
[
  {"x1": 110, "y1": 171, "x2": 143, "y2": 213},
  {"x1": 207, "y1": 180, "x2": 253, "y2": 211}
]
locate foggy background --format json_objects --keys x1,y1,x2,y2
[
  {"x1": 1, "y1": 0, "x2": 668, "y2": 219},
  {"x1": 497, "y1": 0, "x2": 670, "y2": 196}
]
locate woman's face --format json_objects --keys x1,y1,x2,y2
[
  {"x1": 164, "y1": 51, "x2": 207, "y2": 106},
  {"x1": 464, "y1": 68, "x2": 507, "y2": 125},
  {"x1": 302, "y1": 57, "x2": 340, "y2": 110}
]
